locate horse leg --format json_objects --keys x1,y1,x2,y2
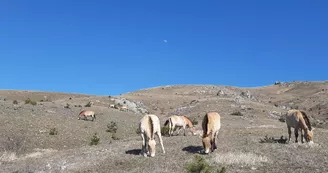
[
  {"x1": 287, "y1": 125, "x2": 291, "y2": 143},
  {"x1": 213, "y1": 131, "x2": 218, "y2": 150},
  {"x1": 168, "y1": 121, "x2": 172, "y2": 137},
  {"x1": 157, "y1": 132, "x2": 165, "y2": 154},
  {"x1": 183, "y1": 124, "x2": 186, "y2": 136},
  {"x1": 300, "y1": 129, "x2": 304, "y2": 143},
  {"x1": 294, "y1": 127, "x2": 299, "y2": 143},
  {"x1": 140, "y1": 133, "x2": 147, "y2": 157}
]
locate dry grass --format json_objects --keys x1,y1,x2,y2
[{"x1": 212, "y1": 152, "x2": 269, "y2": 166}]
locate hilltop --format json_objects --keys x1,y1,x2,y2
[{"x1": 0, "y1": 81, "x2": 327, "y2": 173}]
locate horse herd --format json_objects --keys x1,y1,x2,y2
[{"x1": 77, "y1": 109, "x2": 314, "y2": 157}]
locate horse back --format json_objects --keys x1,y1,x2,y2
[
  {"x1": 202, "y1": 112, "x2": 221, "y2": 137},
  {"x1": 286, "y1": 109, "x2": 307, "y2": 129}
]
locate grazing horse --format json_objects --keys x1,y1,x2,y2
[
  {"x1": 139, "y1": 114, "x2": 165, "y2": 157},
  {"x1": 78, "y1": 110, "x2": 96, "y2": 121},
  {"x1": 286, "y1": 109, "x2": 314, "y2": 143},
  {"x1": 202, "y1": 112, "x2": 221, "y2": 154},
  {"x1": 164, "y1": 115, "x2": 197, "y2": 136}
]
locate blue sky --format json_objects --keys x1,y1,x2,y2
[{"x1": 1, "y1": 0, "x2": 327, "y2": 96}]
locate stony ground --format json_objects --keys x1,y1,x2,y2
[{"x1": 0, "y1": 81, "x2": 327, "y2": 173}]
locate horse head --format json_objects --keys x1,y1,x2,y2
[
  {"x1": 305, "y1": 128, "x2": 314, "y2": 143},
  {"x1": 202, "y1": 132, "x2": 212, "y2": 154},
  {"x1": 148, "y1": 138, "x2": 156, "y2": 157}
]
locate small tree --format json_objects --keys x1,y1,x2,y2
[{"x1": 89, "y1": 133, "x2": 100, "y2": 146}]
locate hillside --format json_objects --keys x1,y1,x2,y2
[{"x1": 0, "y1": 81, "x2": 327, "y2": 173}]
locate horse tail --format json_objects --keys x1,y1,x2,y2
[
  {"x1": 301, "y1": 111, "x2": 312, "y2": 131},
  {"x1": 202, "y1": 113, "x2": 209, "y2": 137},
  {"x1": 164, "y1": 119, "x2": 170, "y2": 126},
  {"x1": 148, "y1": 116, "x2": 154, "y2": 139}
]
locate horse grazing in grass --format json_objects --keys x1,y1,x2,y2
[
  {"x1": 286, "y1": 109, "x2": 314, "y2": 143},
  {"x1": 139, "y1": 114, "x2": 165, "y2": 157},
  {"x1": 164, "y1": 115, "x2": 197, "y2": 136},
  {"x1": 202, "y1": 112, "x2": 221, "y2": 154},
  {"x1": 78, "y1": 110, "x2": 96, "y2": 121}
]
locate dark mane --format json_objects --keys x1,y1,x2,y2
[
  {"x1": 148, "y1": 116, "x2": 154, "y2": 139},
  {"x1": 301, "y1": 111, "x2": 312, "y2": 131}
]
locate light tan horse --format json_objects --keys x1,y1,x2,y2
[
  {"x1": 202, "y1": 112, "x2": 221, "y2": 154},
  {"x1": 286, "y1": 109, "x2": 314, "y2": 143},
  {"x1": 78, "y1": 110, "x2": 96, "y2": 121},
  {"x1": 139, "y1": 114, "x2": 165, "y2": 157},
  {"x1": 164, "y1": 115, "x2": 197, "y2": 136}
]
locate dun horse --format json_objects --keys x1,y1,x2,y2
[
  {"x1": 139, "y1": 114, "x2": 165, "y2": 157},
  {"x1": 202, "y1": 112, "x2": 221, "y2": 154},
  {"x1": 78, "y1": 110, "x2": 96, "y2": 121},
  {"x1": 286, "y1": 109, "x2": 314, "y2": 143},
  {"x1": 164, "y1": 115, "x2": 197, "y2": 136}
]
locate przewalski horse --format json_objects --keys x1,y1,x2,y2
[
  {"x1": 139, "y1": 114, "x2": 165, "y2": 157},
  {"x1": 78, "y1": 110, "x2": 96, "y2": 121},
  {"x1": 202, "y1": 112, "x2": 221, "y2": 154},
  {"x1": 286, "y1": 109, "x2": 314, "y2": 143},
  {"x1": 164, "y1": 115, "x2": 197, "y2": 136}
]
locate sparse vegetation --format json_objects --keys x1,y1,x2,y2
[
  {"x1": 49, "y1": 128, "x2": 58, "y2": 135},
  {"x1": 13, "y1": 100, "x2": 18, "y2": 105},
  {"x1": 259, "y1": 135, "x2": 287, "y2": 144},
  {"x1": 85, "y1": 101, "x2": 92, "y2": 107},
  {"x1": 230, "y1": 111, "x2": 243, "y2": 116},
  {"x1": 64, "y1": 103, "x2": 70, "y2": 109},
  {"x1": 161, "y1": 126, "x2": 170, "y2": 136},
  {"x1": 135, "y1": 128, "x2": 141, "y2": 135},
  {"x1": 89, "y1": 133, "x2": 100, "y2": 146},
  {"x1": 106, "y1": 121, "x2": 118, "y2": 133},
  {"x1": 192, "y1": 119, "x2": 199, "y2": 126},
  {"x1": 186, "y1": 155, "x2": 226, "y2": 173},
  {"x1": 25, "y1": 98, "x2": 37, "y2": 106},
  {"x1": 3, "y1": 136, "x2": 26, "y2": 155}
]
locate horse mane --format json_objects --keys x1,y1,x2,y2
[
  {"x1": 300, "y1": 111, "x2": 312, "y2": 131},
  {"x1": 148, "y1": 116, "x2": 154, "y2": 139},
  {"x1": 202, "y1": 114, "x2": 209, "y2": 137}
]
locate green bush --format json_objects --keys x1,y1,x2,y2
[
  {"x1": 106, "y1": 121, "x2": 118, "y2": 133},
  {"x1": 186, "y1": 155, "x2": 226, "y2": 173},
  {"x1": 49, "y1": 128, "x2": 58, "y2": 135},
  {"x1": 85, "y1": 102, "x2": 92, "y2": 107},
  {"x1": 13, "y1": 100, "x2": 18, "y2": 105},
  {"x1": 161, "y1": 126, "x2": 170, "y2": 136},
  {"x1": 25, "y1": 98, "x2": 37, "y2": 106},
  {"x1": 89, "y1": 133, "x2": 100, "y2": 146}
]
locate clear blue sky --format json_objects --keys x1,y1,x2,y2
[{"x1": 1, "y1": 0, "x2": 327, "y2": 96}]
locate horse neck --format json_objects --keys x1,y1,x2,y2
[{"x1": 183, "y1": 117, "x2": 193, "y2": 128}]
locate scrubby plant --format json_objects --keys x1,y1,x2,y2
[
  {"x1": 64, "y1": 103, "x2": 70, "y2": 109},
  {"x1": 161, "y1": 126, "x2": 170, "y2": 136},
  {"x1": 85, "y1": 101, "x2": 92, "y2": 107},
  {"x1": 89, "y1": 133, "x2": 100, "y2": 146},
  {"x1": 230, "y1": 111, "x2": 243, "y2": 116},
  {"x1": 49, "y1": 128, "x2": 58, "y2": 135},
  {"x1": 185, "y1": 155, "x2": 226, "y2": 173},
  {"x1": 25, "y1": 98, "x2": 37, "y2": 106},
  {"x1": 106, "y1": 121, "x2": 118, "y2": 133},
  {"x1": 13, "y1": 100, "x2": 18, "y2": 105},
  {"x1": 192, "y1": 119, "x2": 199, "y2": 126},
  {"x1": 135, "y1": 128, "x2": 141, "y2": 135}
]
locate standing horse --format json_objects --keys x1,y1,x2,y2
[
  {"x1": 164, "y1": 115, "x2": 197, "y2": 136},
  {"x1": 202, "y1": 112, "x2": 221, "y2": 154},
  {"x1": 286, "y1": 109, "x2": 314, "y2": 143},
  {"x1": 139, "y1": 114, "x2": 165, "y2": 157},
  {"x1": 78, "y1": 110, "x2": 96, "y2": 121}
]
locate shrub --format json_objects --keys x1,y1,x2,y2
[
  {"x1": 135, "y1": 128, "x2": 141, "y2": 135},
  {"x1": 85, "y1": 102, "x2": 92, "y2": 107},
  {"x1": 64, "y1": 103, "x2": 70, "y2": 109},
  {"x1": 192, "y1": 119, "x2": 199, "y2": 126},
  {"x1": 161, "y1": 126, "x2": 170, "y2": 136},
  {"x1": 111, "y1": 133, "x2": 120, "y2": 140},
  {"x1": 49, "y1": 128, "x2": 58, "y2": 135},
  {"x1": 230, "y1": 111, "x2": 243, "y2": 116},
  {"x1": 89, "y1": 133, "x2": 100, "y2": 146},
  {"x1": 13, "y1": 100, "x2": 18, "y2": 105},
  {"x1": 25, "y1": 98, "x2": 37, "y2": 106},
  {"x1": 106, "y1": 121, "x2": 118, "y2": 133},
  {"x1": 186, "y1": 155, "x2": 226, "y2": 173},
  {"x1": 259, "y1": 135, "x2": 287, "y2": 144}
]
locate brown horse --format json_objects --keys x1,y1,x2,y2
[
  {"x1": 202, "y1": 112, "x2": 221, "y2": 154},
  {"x1": 164, "y1": 115, "x2": 197, "y2": 136},
  {"x1": 78, "y1": 110, "x2": 96, "y2": 121},
  {"x1": 286, "y1": 109, "x2": 314, "y2": 143}
]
